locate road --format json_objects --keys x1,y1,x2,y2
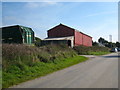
[{"x1": 11, "y1": 53, "x2": 118, "y2": 88}]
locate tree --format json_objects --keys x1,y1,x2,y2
[
  {"x1": 116, "y1": 42, "x2": 120, "y2": 48},
  {"x1": 34, "y1": 37, "x2": 41, "y2": 47},
  {"x1": 92, "y1": 41, "x2": 99, "y2": 46},
  {"x1": 98, "y1": 37, "x2": 120, "y2": 48},
  {"x1": 98, "y1": 37, "x2": 109, "y2": 46},
  {"x1": 98, "y1": 37, "x2": 105, "y2": 44},
  {"x1": 98, "y1": 37, "x2": 116, "y2": 48}
]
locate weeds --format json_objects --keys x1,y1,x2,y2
[
  {"x1": 2, "y1": 44, "x2": 77, "y2": 70},
  {"x1": 3, "y1": 56, "x2": 87, "y2": 88},
  {"x1": 73, "y1": 45, "x2": 110, "y2": 55},
  {"x1": 2, "y1": 44, "x2": 110, "y2": 88},
  {"x1": 2, "y1": 44, "x2": 83, "y2": 88}
]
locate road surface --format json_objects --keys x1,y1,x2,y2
[{"x1": 11, "y1": 53, "x2": 118, "y2": 88}]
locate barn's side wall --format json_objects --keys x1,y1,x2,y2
[
  {"x1": 82, "y1": 34, "x2": 92, "y2": 46},
  {"x1": 74, "y1": 31, "x2": 92, "y2": 46},
  {"x1": 74, "y1": 31, "x2": 82, "y2": 46},
  {"x1": 48, "y1": 25, "x2": 74, "y2": 38}
]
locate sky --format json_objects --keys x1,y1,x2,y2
[{"x1": 2, "y1": 2, "x2": 118, "y2": 42}]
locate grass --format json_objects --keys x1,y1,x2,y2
[
  {"x1": 2, "y1": 44, "x2": 79, "y2": 88},
  {"x1": 88, "y1": 51, "x2": 110, "y2": 55},
  {"x1": 2, "y1": 44, "x2": 110, "y2": 88},
  {"x1": 0, "y1": 69, "x2": 2, "y2": 89},
  {"x1": 2, "y1": 56, "x2": 88, "y2": 88},
  {"x1": 73, "y1": 45, "x2": 110, "y2": 55}
]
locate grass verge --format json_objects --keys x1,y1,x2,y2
[
  {"x1": 3, "y1": 56, "x2": 88, "y2": 88},
  {"x1": 73, "y1": 45, "x2": 110, "y2": 55},
  {"x1": 88, "y1": 51, "x2": 110, "y2": 55}
]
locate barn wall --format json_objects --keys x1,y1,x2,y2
[
  {"x1": 88, "y1": 36, "x2": 92, "y2": 46},
  {"x1": 82, "y1": 34, "x2": 92, "y2": 46},
  {"x1": 48, "y1": 24, "x2": 74, "y2": 38},
  {"x1": 74, "y1": 31, "x2": 82, "y2": 46},
  {"x1": 74, "y1": 31, "x2": 92, "y2": 46}
]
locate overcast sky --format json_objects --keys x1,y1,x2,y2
[{"x1": 2, "y1": 2, "x2": 118, "y2": 42}]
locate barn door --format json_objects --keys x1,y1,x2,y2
[{"x1": 68, "y1": 40, "x2": 71, "y2": 47}]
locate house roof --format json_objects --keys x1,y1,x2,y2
[{"x1": 48, "y1": 23, "x2": 92, "y2": 38}]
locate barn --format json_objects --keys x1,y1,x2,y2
[
  {"x1": 44, "y1": 24, "x2": 92, "y2": 47},
  {"x1": 2, "y1": 25, "x2": 34, "y2": 44}
]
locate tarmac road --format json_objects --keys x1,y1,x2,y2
[{"x1": 11, "y1": 53, "x2": 118, "y2": 88}]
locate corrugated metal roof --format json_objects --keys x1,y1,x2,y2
[
  {"x1": 2, "y1": 25, "x2": 33, "y2": 31},
  {"x1": 19, "y1": 25, "x2": 33, "y2": 33},
  {"x1": 44, "y1": 36, "x2": 74, "y2": 40}
]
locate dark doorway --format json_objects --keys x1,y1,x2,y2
[{"x1": 68, "y1": 40, "x2": 71, "y2": 47}]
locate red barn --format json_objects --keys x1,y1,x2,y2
[{"x1": 44, "y1": 24, "x2": 92, "y2": 47}]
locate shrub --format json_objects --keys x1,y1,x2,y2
[
  {"x1": 2, "y1": 44, "x2": 77, "y2": 70},
  {"x1": 3, "y1": 44, "x2": 88, "y2": 88},
  {"x1": 73, "y1": 45, "x2": 110, "y2": 55},
  {"x1": 2, "y1": 55, "x2": 87, "y2": 88}
]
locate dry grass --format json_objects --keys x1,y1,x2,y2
[{"x1": 2, "y1": 44, "x2": 88, "y2": 88}]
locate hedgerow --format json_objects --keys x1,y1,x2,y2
[
  {"x1": 2, "y1": 44, "x2": 77, "y2": 70},
  {"x1": 2, "y1": 44, "x2": 87, "y2": 88},
  {"x1": 73, "y1": 45, "x2": 110, "y2": 55}
]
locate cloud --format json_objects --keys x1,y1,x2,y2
[
  {"x1": 25, "y1": 2, "x2": 57, "y2": 8},
  {"x1": 25, "y1": 2, "x2": 40, "y2": 8},
  {"x1": 45, "y1": 2, "x2": 57, "y2": 5}
]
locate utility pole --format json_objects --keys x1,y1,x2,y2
[{"x1": 109, "y1": 35, "x2": 112, "y2": 48}]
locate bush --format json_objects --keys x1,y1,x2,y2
[
  {"x1": 2, "y1": 44, "x2": 79, "y2": 88},
  {"x1": 2, "y1": 56, "x2": 87, "y2": 88},
  {"x1": 2, "y1": 44, "x2": 77, "y2": 70},
  {"x1": 73, "y1": 45, "x2": 110, "y2": 55},
  {"x1": 34, "y1": 37, "x2": 41, "y2": 47}
]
